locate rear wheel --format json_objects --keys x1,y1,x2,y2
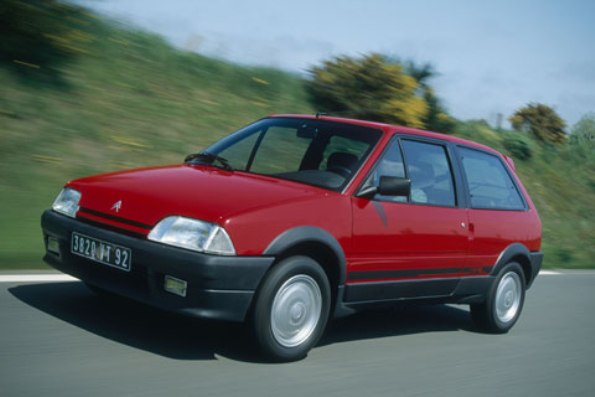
[
  {"x1": 471, "y1": 262, "x2": 526, "y2": 333},
  {"x1": 251, "y1": 256, "x2": 330, "y2": 362}
]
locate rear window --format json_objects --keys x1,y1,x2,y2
[{"x1": 458, "y1": 147, "x2": 525, "y2": 210}]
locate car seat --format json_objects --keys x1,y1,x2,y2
[{"x1": 326, "y1": 152, "x2": 358, "y2": 178}]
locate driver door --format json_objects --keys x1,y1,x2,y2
[{"x1": 349, "y1": 137, "x2": 470, "y2": 287}]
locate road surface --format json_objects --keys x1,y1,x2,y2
[{"x1": 1, "y1": 271, "x2": 594, "y2": 396}]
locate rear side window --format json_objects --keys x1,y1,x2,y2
[{"x1": 458, "y1": 147, "x2": 525, "y2": 210}]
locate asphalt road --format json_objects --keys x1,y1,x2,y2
[{"x1": 1, "y1": 271, "x2": 594, "y2": 397}]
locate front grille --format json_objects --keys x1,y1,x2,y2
[
  {"x1": 77, "y1": 207, "x2": 151, "y2": 237},
  {"x1": 76, "y1": 216, "x2": 146, "y2": 239},
  {"x1": 78, "y1": 207, "x2": 152, "y2": 229}
]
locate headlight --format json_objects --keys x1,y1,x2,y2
[
  {"x1": 52, "y1": 188, "x2": 81, "y2": 218},
  {"x1": 148, "y1": 216, "x2": 236, "y2": 255}
]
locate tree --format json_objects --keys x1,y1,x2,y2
[
  {"x1": 509, "y1": 103, "x2": 567, "y2": 144},
  {"x1": 403, "y1": 61, "x2": 456, "y2": 134},
  {"x1": 306, "y1": 53, "x2": 428, "y2": 128}
]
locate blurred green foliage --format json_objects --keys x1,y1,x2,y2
[
  {"x1": 306, "y1": 54, "x2": 428, "y2": 128},
  {"x1": 0, "y1": 0, "x2": 93, "y2": 84},
  {"x1": 509, "y1": 103, "x2": 567, "y2": 144},
  {"x1": 569, "y1": 113, "x2": 595, "y2": 164},
  {"x1": 502, "y1": 132, "x2": 533, "y2": 161},
  {"x1": 306, "y1": 55, "x2": 455, "y2": 133}
]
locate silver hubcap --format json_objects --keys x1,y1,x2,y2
[
  {"x1": 271, "y1": 275, "x2": 322, "y2": 348},
  {"x1": 495, "y1": 272, "x2": 522, "y2": 323}
]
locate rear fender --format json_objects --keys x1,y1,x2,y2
[{"x1": 491, "y1": 243, "x2": 541, "y2": 288}]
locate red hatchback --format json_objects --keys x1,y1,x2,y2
[{"x1": 42, "y1": 115, "x2": 543, "y2": 361}]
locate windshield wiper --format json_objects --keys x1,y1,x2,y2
[{"x1": 184, "y1": 152, "x2": 234, "y2": 171}]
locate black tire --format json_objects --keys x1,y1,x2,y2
[
  {"x1": 251, "y1": 256, "x2": 331, "y2": 362},
  {"x1": 471, "y1": 262, "x2": 526, "y2": 333}
]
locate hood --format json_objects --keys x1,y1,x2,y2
[{"x1": 69, "y1": 164, "x2": 329, "y2": 231}]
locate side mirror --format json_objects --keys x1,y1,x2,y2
[
  {"x1": 378, "y1": 176, "x2": 411, "y2": 197},
  {"x1": 357, "y1": 176, "x2": 411, "y2": 199}
]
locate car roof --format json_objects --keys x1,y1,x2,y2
[{"x1": 269, "y1": 114, "x2": 502, "y2": 156}]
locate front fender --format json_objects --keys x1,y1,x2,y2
[{"x1": 263, "y1": 226, "x2": 347, "y2": 284}]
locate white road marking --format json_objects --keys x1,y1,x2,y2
[
  {"x1": 0, "y1": 274, "x2": 78, "y2": 283},
  {"x1": 539, "y1": 270, "x2": 561, "y2": 275}
]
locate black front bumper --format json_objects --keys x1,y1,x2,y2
[{"x1": 41, "y1": 210, "x2": 275, "y2": 322}]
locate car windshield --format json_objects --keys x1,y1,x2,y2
[{"x1": 203, "y1": 117, "x2": 383, "y2": 191}]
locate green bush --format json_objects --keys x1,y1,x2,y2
[
  {"x1": 306, "y1": 53, "x2": 428, "y2": 127},
  {"x1": 503, "y1": 132, "x2": 532, "y2": 160},
  {"x1": 509, "y1": 103, "x2": 566, "y2": 144},
  {"x1": 569, "y1": 113, "x2": 595, "y2": 166}
]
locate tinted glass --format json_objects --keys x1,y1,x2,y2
[
  {"x1": 459, "y1": 147, "x2": 525, "y2": 210},
  {"x1": 215, "y1": 131, "x2": 258, "y2": 171},
  {"x1": 401, "y1": 140, "x2": 456, "y2": 206},
  {"x1": 362, "y1": 139, "x2": 407, "y2": 202},
  {"x1": 250, "y1": 126, "x2": 311, "y2": 174},
  {"x1": 207, "y1": 118, "x2": 382, "y2": 191},
  {"x1": 321, "y1": 135, "x2": 371, "y2": 168}
]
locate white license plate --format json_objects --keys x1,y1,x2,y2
[{"x1": 71, "y1": 232, "x2": 132, "y2": 272}]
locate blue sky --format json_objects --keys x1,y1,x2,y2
[{"x1": 84, "y1": 0, "x2": 595, "y2": 127}]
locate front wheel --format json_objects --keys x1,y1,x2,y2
[
  {"x1": 471, "y1": 262, "x2": 526, "y2": 333},
  {"x1": 251, "y1": 256, "x2": 331, "y2": 362}
]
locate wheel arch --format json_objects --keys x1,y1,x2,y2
[
  {"x1": 491, "y1": 243, "x2": 534, "y2": 287},
  {"x1": 263, "y1": 226, "x2": 347, "y2": 306}
]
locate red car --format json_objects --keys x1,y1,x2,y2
[{"x1": 42, "y1": 115, "x2": 543, "y2": 361}]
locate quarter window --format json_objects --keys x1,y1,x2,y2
[
  {"x1": 361, "y1": 139, "x2": 407, "y2": 203},
  {"x1": 458, "y1": 147, "x2": 525, "y2": 210}
]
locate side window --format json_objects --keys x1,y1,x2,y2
[
  {"x1": 401, "y1": 140, "x2": 456, "y2": 207},
  {"x1": 458, "y1": 147, "x2": 525, "y2": 210},
  {"x1": 362, "y1": 139, "x2": 407, "y2": 202}
]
